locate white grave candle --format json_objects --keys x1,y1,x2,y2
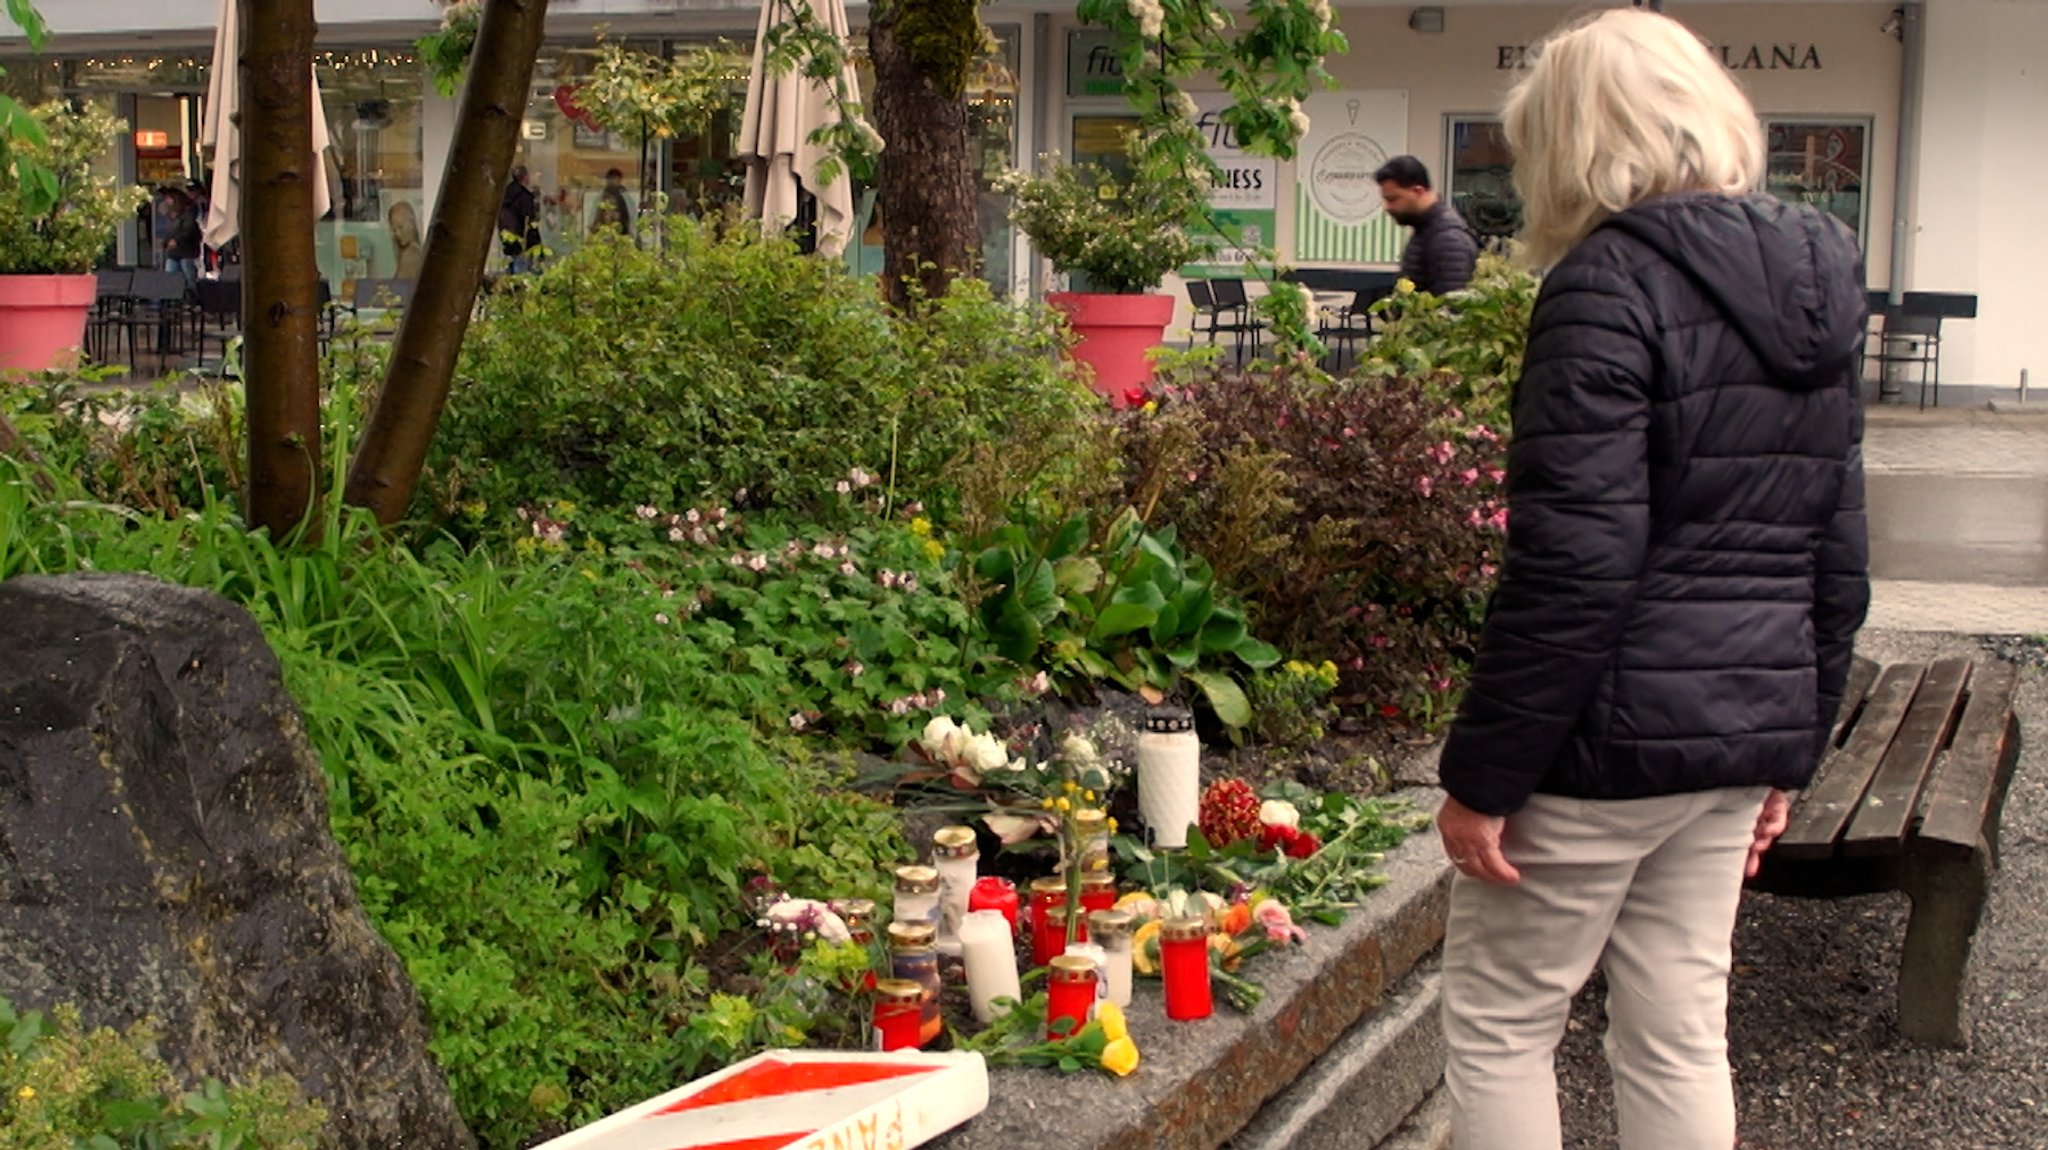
[
  {"x1": 931, "y1": 826, "x2": 979, "y2": 957},
  {"x1": 1137, "y1": 708, "x2": 1201, "y2": 848},
  {"x1": 959, "y1": 909, "x2": 1021, "y2": 1023}
]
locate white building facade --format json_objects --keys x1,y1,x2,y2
[{"x1": 7, "y1": 0, "x2": 2039, "y2": 395}]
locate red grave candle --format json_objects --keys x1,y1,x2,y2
[
  {"x1": 1028, "y1": 876, "x2": 1068, "y2": 967},
  {"x1": 872, "y1": 979, "x2": 925, "y2": 1051},
  {"x1": 1160, "y1": 916, "x2": 1214, "y2": 1021},
  {"x1": 1080, "y1": 872, "x2": 1117, "y2": 915},
  {"x1": 1045, "y1": 955, "x2": 1098, "y2": 1040},
  {"x1": 968, "y1": 876, "x2": 1020, "y2": 937}
]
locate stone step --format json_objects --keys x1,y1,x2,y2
[
  {"x1": 1224, "y1": 960, "x2": 1444, "y2": 1150},
  {"x1": 928, "y1": 796, "x2": 1453, "y2": 1150},
  {"x1": 1377, "y1": 1083, "x2": 1452, "y2": 1150}
]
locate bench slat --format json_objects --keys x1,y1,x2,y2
[
  {"x1": 1842, "y1": 658, "x2": 1973, "y2": 857},
  {"x1": 1776, "y1": 662, "x2": 1925, "y2": 860},
  {"x1": 1832, "y1": 655, "x2": 1881, "y2": 747},
  {"x1": 1915, "y1": 661, "x2": 2021, "y2": 854}
]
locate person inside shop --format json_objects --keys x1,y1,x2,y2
[
  {"x1": 499, "y1": 164, "x2": 542, "y2": 274},
  {"x1": 1375, "y1": 155, "x2": 1478, "y2": 295},
  {"x1": 158, "y1": 188, "x2": 203, "y2": 286},
  {"x1": 592, "y1": 168, "x2": 634, "y2": 237},
  {"x1": 1431, "y1": 9, "x2": 1868, "y2": 1150}
]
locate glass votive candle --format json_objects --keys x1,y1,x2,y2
[
  {"x1": 834, "y1": 897, "x2": 877, "y2": 945},
  {"x1": 1045, "y1": 902, "x2": 1088, "y2": 960},
  {"x1": 892, "y1": 864, "x2": 941, "y2": 931},
  {"x1": 1160, "y1": 915, "x2": 1214, "y2": 1021},
  {"x1": 871, "y1": 978, "x2": 926, "y2": 1051},
  {"x1": 1080, "y1": 872, "x2": 1118, "y2": 915},
  {"x1": 1046, "y1": 954, "x2": 1098, "y2": 1040},
  {"x1": 1028, "y1": 876, "x2": 1068, "y2": 967},
  {"x1": 1073, "y1": 808, "x2": 1111, "y2": 873},
  {"x1": 1088, "y1": 909, "x2": 1135, "y2": 1008},
  {"x1": 886, "y1": 920, "x2": 943, "y2": 1044}
]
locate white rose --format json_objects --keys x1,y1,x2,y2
[
  {"x1": 1259, "y1": 799, "x2": 1301, "y2": 829},
  {"x1": 967, "y1": 732, "x2": 1010, "y2": 774},
  {"x1": 922, "y1": 715, "x2": 961, "y2": 756}
]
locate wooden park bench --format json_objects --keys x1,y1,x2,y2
[{"x1": 1751, "y1": 655, "x2": 2023, "y2": 1047}]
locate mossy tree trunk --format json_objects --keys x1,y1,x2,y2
[
  {"x1": 240, "y1": 0, "x2": 323, "y2": 539},
  {"x1": 867, "y1": 0, "x2": 982, "y2": 309},
  {"x1": 344, "y1": 0, "x2": 552, "y2": 526}
]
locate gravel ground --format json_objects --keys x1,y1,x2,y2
[{"x1": 1554, "y1": 629, "x2": 2048, "y2": 1150}]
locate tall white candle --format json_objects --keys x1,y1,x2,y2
[
  {"x1": 1137, "y1": 709, "x2": 1201, "y2": 848},
  {"x1": 959, "y1": 910, "x2": 1021, "y2": 1023},
  {"x1": 932, "y1": 826, "x2": 979, "y2": 957}
]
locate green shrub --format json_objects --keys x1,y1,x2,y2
[
  {"x1": 1356, "y1": 252, "x2": 1538, "y2": 429},
  {"x1": 0, "y1": 994, "x2": 326, "y2": 1149},
  {"x1": 1119, "y1": 362, "x2": 1507, "y2": 728},
  {"x1": 425, "y1": 224, "x2": 1092, "y2": 540}
]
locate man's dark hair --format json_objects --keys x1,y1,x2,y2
[
  {"x1": 605, "y1": 168, "x2": 624, "y2": 181},
  {"x1": 1373, "y1": 155, "x2": 1432, "y2": 190}
]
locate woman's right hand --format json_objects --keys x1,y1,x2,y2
[{"x1": 1745, "y1": 788, "x2": 1792, "y2": 877}]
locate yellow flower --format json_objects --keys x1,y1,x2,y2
[
  {"x1": 909, "y1": 516, "x2": 933, "y2": 537},
  {"x1": 1395, "y1": 277, "x2": 1416, "y2": 295},
  {"x1": 1096, "y1": 1001, "x2": 1128, "y2": 1043},
  {"x1": 1100, "y1": 1035, "x2": 1141, "y2": 1077},
  {"x1": 16, "y1": 1085, "x2": 34, "y2": 1100},
  {"x1": 1063, "y1": 780, "x2": 1080, "y2": 794},
  {"x1": 1142, "y1": 401, "x2": 1158, "y2": 414},
  {"x1": 1055, "y1": 797, "x2": 1072, "y2": 813},
  {"x1": 1106, "y1": 817, "x2": 1118, "y2": 834},
  {"x1": 922, "y1": 539, "x2": 945, "y2": 561},
  {"x1": 1083, "y1": 789, "x2": 1097, "y2": 803},
  {"x1": 1130, "y1": 919, "x2": 1164, "y2": 974},
  {"x1": 1042, "y1": 797, "x2": 1057, "y2": 810}
]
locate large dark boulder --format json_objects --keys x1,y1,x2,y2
[{"x1": 0, "y1": 573, "x2": 474, "y2": 1149}]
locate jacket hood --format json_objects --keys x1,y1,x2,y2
[{"x1": 1600, "y1": 194, "x2": 1866, "y2": 389}]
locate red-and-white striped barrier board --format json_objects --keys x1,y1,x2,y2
[{"x1": 532, "y1": 1049, "x2": 990, "y2": 1150}]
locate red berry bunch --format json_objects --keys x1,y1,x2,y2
[{"x1": 1198, "y1": 778, "x2": 1263, "y2": 847}]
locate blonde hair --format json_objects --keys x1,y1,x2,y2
[{"x1": 1503, "y1": 8, "x2": 1765, "y2": 267}]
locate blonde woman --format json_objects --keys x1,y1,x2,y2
[{"x1": 1433, "y1": 10, "x2": 1868, "y2": 1150}]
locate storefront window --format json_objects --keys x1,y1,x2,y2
[
  {"x1": 517, "y1": 42, "x2": 664, "y2": 262},
  {"x1": 1445, "y1": 117, "x2": 1519, "y2": 245},
  {"x1": 317, "y1": 48, "x2": 426, "y2": 295},
  {"x1": 1765, "y1": 119, "x2": 1867, "y2": 248}
]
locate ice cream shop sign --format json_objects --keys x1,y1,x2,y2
[{"x1": 1495, "y1": 42, "x2": 1824, "y2": 70}]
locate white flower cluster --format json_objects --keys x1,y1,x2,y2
[
  {"x1": 1285, "y1": 99, "x2": 1311, "y2": 142},
  {"x1": 922, "y1": 715, "x2": 1023, "y2": 774},
  {"x1": 1127, "y1": 0, "x2": 1165, "y2": 39}
]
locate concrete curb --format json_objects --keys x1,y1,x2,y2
[
  {"x1": 1225, "y1": 962, "x2": 1444, "y2": 1150},
  {"x1": 1378, "y1": 1084, "x2": 1453, "y2": 1150},
  {"x1": 928, "y1": 791, "x2": 1451, "y2": 1150}
]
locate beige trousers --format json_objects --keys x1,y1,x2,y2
[{"x1": 1442, "y1": 786, "x2": 1769, "y2": 1150}]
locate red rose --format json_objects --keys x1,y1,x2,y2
[
  {"x1": 1285, "y1": 832, "x2": 1322, "y2": 859},
  {"x1": 1259, "y1": 823, "x2": 1301, "y2": 853},
  {"x1": 1124, "y1": 385, "x2": 1151, "y2": 408}
]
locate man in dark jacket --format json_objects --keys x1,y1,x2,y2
[
  {"x1": 1376, "y1": 155, "x2": 1478, "y2": 295},
  {"x1": 499, "y1": 165, "x2": 542, "y2": 273}
]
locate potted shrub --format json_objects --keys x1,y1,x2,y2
[
  {"x1": 1000, "y1": 137, "x2": 1212, "y2": 403},
  {"x1": 0, "y1": 102, "x2": 148, "y2": 372}
]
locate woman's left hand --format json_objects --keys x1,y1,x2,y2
[{"x1": 1437, "y1": 795, "x2": 1520, "y2": 885}]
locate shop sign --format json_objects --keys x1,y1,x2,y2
[
  {"x1": 1294, "y1": 90, "x2": 1409, "y2": 264},
  {"x1": 1183, "y1": 96, "x2": 1278, "y2": 275},
  {"x1": 1496, "y1": 42, "x2": 1824, "y2": 71},
  {"x1": 1067, "y1": 29, "x2": 1128, "y2": 99}
]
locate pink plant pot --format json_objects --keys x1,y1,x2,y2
[
  {"x1": 0, "y1": 274, "x2": 95, "y2": 374},
  {"x1": 1047, "y1": 291, "x2": 1176, "y2": 406}
]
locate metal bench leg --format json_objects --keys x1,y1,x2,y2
[{"x1": 1896, "y1": 843, "x2": 1991, "y2": 1047}]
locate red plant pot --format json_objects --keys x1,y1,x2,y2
[
  {"x1": 0, "y1": 274, "x2": 95, "y2": 373},
  {"x1": 1047, "y1": 291, "x2": 1176, "y2": 406}
]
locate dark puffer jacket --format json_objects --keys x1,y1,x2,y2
[{"x1": 1438, "y1": 193, "x2": 1870, "y2": 817}]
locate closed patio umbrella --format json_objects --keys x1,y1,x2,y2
[
  {"x1": 737, "y1": 0, "x2": 864, "y2": 258},
  {"x1": 201, "y1": 0, "x2": 334, "y2": 250}
]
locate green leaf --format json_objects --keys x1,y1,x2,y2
[
  {"x1": 1052, "y1": 555, "x2": 1101, "y2": 596},
  {"x1": 1047, "y1": 512, "x2": 1090, "y2": 559},
  {"x1": 1234, "y1": 637, "x2": 1284, "y2": 670},
  {"x1": 1091, "y1": 600, "x2": 1158, "y2": 640},
  {"x1": 1198, "y1": 612, "x2": 1248, "y2": 654},
  {"x1": 1187, "y1": 669, "x2": 1252, "y2": 730}
]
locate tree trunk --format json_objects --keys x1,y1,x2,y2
[
  {"x1": 343, "y1": 0, "x2": 552, "y2": 526},
  {"x1": 867, "y1": 0, "x2": 980, "y2": 309},
  {"x1": 240, "y1": 0, "x2": 323, "y2": 539}
]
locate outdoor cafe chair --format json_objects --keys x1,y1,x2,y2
[
  {"x1": 1188, "y1": 277, "x2": 1261, "y2": 361},
  {"x1": 109, "y1": 270, "x2": 193, "y2": 375},
  {"x1": 192, "y1": 277, "x2": 241, "y2": 374},
  {"x1": 87, "y1": 269, "x2": 133, "y2": 363}
]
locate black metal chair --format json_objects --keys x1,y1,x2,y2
[
  {"x1": 1191, "y1": 277, "x2": 1262, "y2": 362},
  {"x1": 87, "y1": 269, "x2": 133, "y2": 363},
  {"x1": 1868, "y1": 292, "x2": 1977, "y2": 409},
  {"x1": 192, "y1": 277, "x2": 241, "y2": 374},
  {"x1": 110, "y1": 270, "x2": 193, "y2": 375},
  {"x1": 1318, "y1": 284, "x2": 1394, "y2": 372}
]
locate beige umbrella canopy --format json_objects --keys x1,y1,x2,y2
[
  {"x1": 201, "y1": 0, "x2": 334, "y2": 250},
  {"x1": 737, "y1": 0, "x2": 865, "y2": 258}
]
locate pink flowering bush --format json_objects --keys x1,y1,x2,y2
[{"x1": 1118, "y1": 362, "x2": 1508, "y2": 728}]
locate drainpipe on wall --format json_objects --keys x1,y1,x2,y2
[
  {"x1": 1888, "y1": 2, "x2": 1924, "y2": 308},
  {"x1": 1030, "y1": 11, "x2": 1052, "y2": 298}
]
